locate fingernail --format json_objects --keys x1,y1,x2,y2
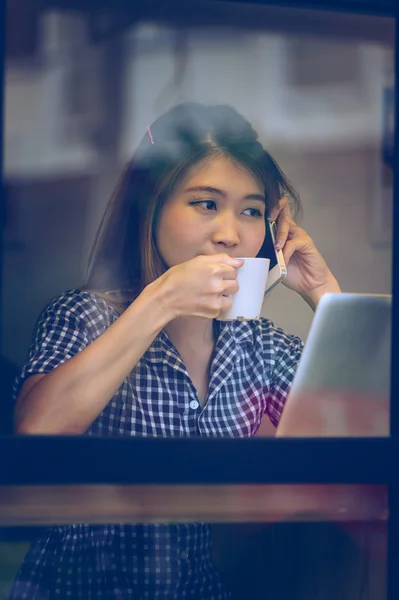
[{"x1": 275, "y1": 241, "x2": 282, "y2": 248}]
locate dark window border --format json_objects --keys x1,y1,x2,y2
[
  {"x1": 0, "y1": 436, "x2": 394, "y2": 485},
  {"x1": 1, "y1": 0, "x2": 398, "y2": 598}
]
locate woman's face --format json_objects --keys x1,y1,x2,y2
[{"x1": 156, "y1": 154, "x2": 266, "y2": 268}]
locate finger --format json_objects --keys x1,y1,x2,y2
[
  {"x1": 270, "y1": 200, "x2": 292, "y2": 249},
  {"x1": 282, "y1": 236, "x2": 313, "y2": 264},
  {"x1": 216, "y1": 254, "x2": 245, "y2": 267},
  {"x1": 282, "y1": 240, "x2": 296, "y2": 265},
  {"x1": 275, "y1": 216, "x2": 294, "y2": 250},
  {"x1": 222, "y1": 279, "x2": 240, "y2": 296},
  {"x1": 286, "y1": 222, "x2": 305, "y2": 240},
  {"x1": 268, "y1": 195, "x2": 290, "y2": 224},
  {"x1": 220, "y1": 264, "x2": 240, "y2": 280},
  {"x1": 220, "y1": 295, "x2": 234, "y2": 313}
]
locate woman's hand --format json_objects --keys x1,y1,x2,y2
[
  {"x1": 269, "y1": 197, "x2": 341, "y2": 310},
  {"x1": 154, "y1": 254, "x2": 244, "y2": 320}
]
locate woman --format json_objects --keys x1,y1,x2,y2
[{"x1": 10, "y1": 103, "x2": 341, "y2": 599}]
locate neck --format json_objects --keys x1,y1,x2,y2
[{"x1": 165, "y1": 316, "x2": 216, "y2": 350}]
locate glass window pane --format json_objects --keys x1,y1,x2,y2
[
  {"x1": 1, "y1": 3, "x2": 395, "y2": 599},
  {"x1": 0, "y1": 483, "x2": 388, "y2": 599},
  {"x1": 2, "y1": 5, "x2": 394, "y2": 440}
]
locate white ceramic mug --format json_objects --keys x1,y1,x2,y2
[{"x1": 217, "y1": 257, "x2": 270, "y2": 321}]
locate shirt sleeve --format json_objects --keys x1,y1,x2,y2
[
  {"x1": 263, "y1": 322, "x2": 304, "y2": 427},
  {"x1": 12, "y1": 291, "x2": 95, "y2": 403}
]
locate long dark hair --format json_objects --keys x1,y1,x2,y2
[{"x1": 85, "y1": 102, "x2": 300, "y2": 310}]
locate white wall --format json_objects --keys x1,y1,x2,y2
[{"x1": 4, "y1": 12, "x2": 100, "y2": 178}]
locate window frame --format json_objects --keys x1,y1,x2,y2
[{"x1": 0, "y1": 0, "x2": 397, "y2": 597}]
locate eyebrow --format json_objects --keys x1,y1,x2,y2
[{"x1": 184, "y1": 186, "x2": 265, "y2": 203}]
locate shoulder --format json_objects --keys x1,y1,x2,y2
[
  {"x1": 261, "y1": 318, "x2": 303, "y2": 350},
  {"x1": 229, "y1": 317, "x2": 303, "y2": 351},
  {"x1": 43, "y1": 288, "x2": 116, "y2": 313},
  {"x1": 36, "y1": 288, "x2": 119, "y2": 335}
]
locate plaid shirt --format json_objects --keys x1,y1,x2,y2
[{"x1": 10, "y1": 289, "x2": 303, "y2": 599}]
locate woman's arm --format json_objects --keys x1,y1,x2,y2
[
  {"x1": 15, "y1": 283, "x2": 173, "y2": 435},
  {"x1": 15, "y1": 253, "x2": 242, "y2": 436}
]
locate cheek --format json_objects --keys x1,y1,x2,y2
[
  {"x1": 248, "y1": 222, "x2": 266, "y2": 253},
  {"x1": 156, "y1": 208, "x2": 201, "y2": 264},
  {"x1": 160, "y1": 210, "x2": 197, "y2": 245}
]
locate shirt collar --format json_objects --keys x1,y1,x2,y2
[{"x1": 142, "y1": 319, "x2": 257, "y2": 371}]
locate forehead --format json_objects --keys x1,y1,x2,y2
[{"x1": 176, "y1": 154, "x2": 264, "y2": 194}]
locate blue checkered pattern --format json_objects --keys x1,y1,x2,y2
[{"x1": 9, "y1": 289, "x2": 303, "y2": 599}]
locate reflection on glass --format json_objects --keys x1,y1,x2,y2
[
  {"x1": 0, "y1": 484, "x2": 389, "y2": 599},
  {"x1": 1, "y1": 3, "x2": 394, "y2": 598}
]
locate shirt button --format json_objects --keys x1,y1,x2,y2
[
  {"x1": 189, "y1": 400, "x2": 199, "y2": 410},
  {"x1": 181, "y1": 550, "x2": 189, "y2": 560}
]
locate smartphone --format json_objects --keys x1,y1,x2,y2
[{"x1": 258, "y1": 220, "x2": 287, "y2": 295}]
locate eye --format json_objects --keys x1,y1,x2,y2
[
  {"x1": 190, "y1": 200, "x2": 217, "y2": 211},
  {"x1": 242, "y1": 207, "x2": 263, "y2": 217}
]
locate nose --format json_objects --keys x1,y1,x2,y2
[{"x1": 212, "y1": 213, "x2": 240, "y2": 248}]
